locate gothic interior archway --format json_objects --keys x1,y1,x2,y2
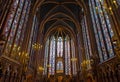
[
  {"x1": 0, "y1": 0, "x2": 120, "y2": 82},
  {"x1": 36, "y1": 1, "x2": 83, "y2": 81},
  {"x1": 43, "y1": 27, "x2": 77, "y2": 80}
]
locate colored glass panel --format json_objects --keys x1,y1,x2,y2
[
  {"x1": 4, "y1": 0, "x2": 19, "y2": 37},
  {"x1": 49, "y1": 36, "x2": 55, "y2": 75},
  {"x1": 57, "y1": 61, "x2": 63, "y2": 72},
  {"x1": 43, "y1": 40, "x2": 49, "y2": 75},
  {"x1": 65, "y1": 36, "x2": 71, "y2": 75},
  {"x1": 81, "y1": 15, "x2": 92, "y2": 69},
  {"x1": 71, "y1": 40, "x2": 77, "y2": 75},
  {"x1": 19, "y1": 1, "x2": 31, "y2": 47},
  {"x1": 14, "y1": 0, "x2": 28, "y2": 46},
  {"x1": 57, "y1": 37, "x2": 63, "y2": 57},
  {"x1": 89, "y1": 0, "x2": 115, "y2": 62},
  {"x1": 117, "y1": 0, "x2": 120, "y2": 5},
  {"x1": 89, "y1": 0, "x2": 103, "y2": 62}
]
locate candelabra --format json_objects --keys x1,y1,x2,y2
[
  {"x1": 38, "y1": 66, "x2": 44, "y2": 73},
  {"x1": 18, "y1": 51, "x2": 29, "y2": 75},
  {"x1": 37, "y1": 59, "x2": 44, "y2": 74},
  {"x1": 32, "y1": 43, "x2": 42, "y2": 51},
  {"x1": 32, "y1": 42, "x2": 43, "y2": 80},
  {"x1": 10, "y1": 44, "x2": 21, "y2": 59}
]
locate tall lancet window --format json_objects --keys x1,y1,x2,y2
[
  {"x1": 43, "y1": 39, "x2": 49, "y2": 75},
  {"x1": 81, "y1": 15, "x2": 92, "y2": 69},
  {"x1": 71, "y1": 39, "x2": 77, "y2": 75},
  {"x1": 44, "y1": 29, "x2": 76, "y2": 76},
  {"x1": 3, "y1": 0, "x2": 31, "y2": 56},
  {"x1": 89, "y1": 0, "x2": 115, "y2": 62},
  {"x1": 3, "y1": 0, "x2": 20, "y2": 55},
  {"x1": 56, "y1": 37, "x2": 63, "y2": 73},
  {"x1": 57, "y1": 37, "x2": 63, "y2": 57},
  {"x1": 49, "y1": 36, "x2": 56, "y2": 75},
  {"x1": 65, "y1": 36, "x2": 71, "y2": 75}
]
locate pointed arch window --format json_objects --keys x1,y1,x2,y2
[
  {"x1": 57, "y1": 37, "x2": 63, "y2": 57},
  {"x1": 3, "y1": 0, "x2": 31, "y2": 57},
  {"x1": 71, "y1": 39, "x2": 77, "y2": 75},
  {"x1": 49, "y1": 36, "x2": 56, "y2": 75},
  {"x1": 43, "y1": 39, "x2": 49, "y2": 75},
  {"x1": 89, "y1": 0, "x2": 115, "y2": 62},
  {"x1": 81, "y1": 15, "x2": 92, "y2": 69},
  {"x1": 4, "y1": 0, "x2": 19, "y2": 38},
  {"x1": 3, "y1": 0, "x2": 19, "y2": 55},
  {"x1": 14, "y1": 0, "x2": 29, "y2": 46},
  {"x1": 5, "y1": 0, "x2": 24, "y2": 52},
  {"x1": 65, "y1": 36, "x2": 71, "y2": 75},
  {"x1": 44, "y1": 31, "x2": 76, "y2": 76}
]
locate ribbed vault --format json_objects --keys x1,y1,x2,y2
[{"x1": 34, "y1": 0, "x2": 87, "y2": 36}]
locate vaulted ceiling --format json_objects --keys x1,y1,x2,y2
[{"x1": 34, "y1": 0, "x2": 87, "y2": 35}]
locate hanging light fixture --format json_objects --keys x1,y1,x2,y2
[{"x1": 32, "y1": 43, "x2": 42, "y2": 50}]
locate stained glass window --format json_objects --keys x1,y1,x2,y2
[
  {"x1": 81, "y1": 18, "x2": 89, "y2": 59},
  {"x1": 28, "y1": 14, "x2": 38, "y2": 69},
  {"x1": 49, "y1": 36, "x2": 56, "y2": 75},
  {"x1": 4, "y1": 0, "x2": 19, "y2": 38},
  {"x1": 19, "y1": 0, "x2": 31, "y2": 48},
  {"x1": 3, "y1": 0, "x2": 21, "y2": 55},
  {"x1": 44, "y1": 34, "x2": 76, "y2": 76},
  {"x1": 96, "y1": 0, "x2": 114, "y2": 57},
  {"x1": 14, "y1": 0, "x2": 29, "y2": 46},
  {"x1": 57, "y1": 37, "x2": 63, "y2": 57},
  {"x1": 7, "y1": 0, "x2": 24, "y2": 48},
  {"x1": 81, "y1": 15, "x2": 92, "y2": 69},
  {"x1": 117, "y1": 0, "x2": 120, "y2": 5},
  {"x1": 89, "y1": 0, "x2": 105, "y2": 62},
  {"x1": 89, "y1": 0, "x2": 115, "y2": 62},
  {"x1": 28, "y1": 15, "x2": 38, "y2": 54},
  {"x1": 43, "y1": 39, "x2": 49, "y2": 75},
  {"x1": 65, "y1": 36, "x2": 71, "y2": 75},
  {"x1": 3, "y1": 0, "x2": 31, "y2": 58},
  {"x1": 71, "y1": 39, "x2": 77, "y2": 75},
  {"x1": 57, "y1": 61, "x2": 63, "y2": 73},
  {"x1": 0, "y1": 0, "x2": 10, "y2": 30}
]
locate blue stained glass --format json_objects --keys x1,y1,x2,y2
[
  {"x1": 57, "y1": 61, "x2": 63, "y2": 71},
  {"x1": 117, "y1": 0, "x2": 120, "y2": 5},
  {"x1": 81, "y1": 14, "x2": 93, "y2": 69},
  {"x1": 4, "y1": 0, "x2": 21, "y2": 55},
  {"x1": 4, "y1": 0, "x2": 19, "y2": 37},
  {"x1": 49, "y1": 36, "x2": 56, "y2": 75},
  {"x1": 89, "y1": 0, "x2": 115, "y2": 62},
  {"x1": 96, "y1": 0, "x2": 114, "y2": 57},
  {"x1": 57, "y1": 37, "x2": 63, "y2": 57},
  {"x1": 65, "y1": 36, "x2": 71, "y2": 75},
  {"x1": 71, "y1": 39, "x2": 77, "y2": 75},
  {"x1": 45, "y1": 35, "x2": 75, "y2": 75},
  {"x1": 14, "y1": 0, "x2": 28, "y2": 46},
  {"x1": 92, "y1": 0, "x2": 108, "y2": 60}
]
